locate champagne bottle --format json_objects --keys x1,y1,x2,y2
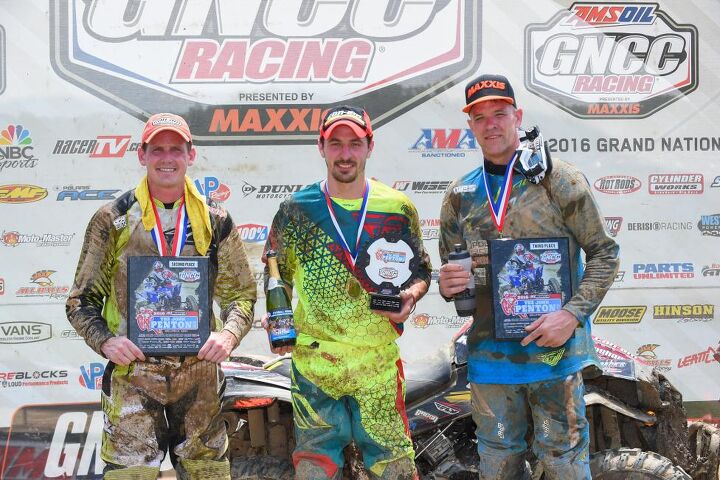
[{"x1": 266, "y1": 250, "x2": 297, "y2": 348}]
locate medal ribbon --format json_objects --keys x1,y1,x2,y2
[
  {"x1": 322, "y1": 179, "x2": 370, "y2": 268},
  {"x1": 149, "y1": 198, "x2": 188, "y2": 256},
  {"x1": 482, "y1": 154, "x2": 518, "y2": 233}
]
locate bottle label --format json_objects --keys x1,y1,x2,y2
[{"x1": 268, "y1": 308, "x2": 297, "y2": 342}]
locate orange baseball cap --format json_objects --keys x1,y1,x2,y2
[{"x1": 141, "y1": 113, "x2": 192, "y2": 144}]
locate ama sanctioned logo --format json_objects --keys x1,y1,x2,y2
[
  {"x1": 525, "y1": 3, "x2": 698, "y2": 118},
  {"x1": 50, "y1": 1, "x2": 481, "y2": 145}
]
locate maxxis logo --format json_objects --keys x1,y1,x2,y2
[
  {"x1": 50, "y1": 0, "x2": 482, "y2": 145},
  {"x1": 524, "y1": 3, "x2": 698, "y2": 119}
]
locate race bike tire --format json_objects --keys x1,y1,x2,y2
[
  {"x1": 184, "y1": 295, "x2": 199, "y2": 311},
  {"x1": 547, "y1": 278, "x2": 561, "y2": 293},
  {"x1": 590, "y1": 448, "x2": 691, "y2": 479},
  {"x1": 231, "y1": 455, "x2": 294, "y2": 480}
]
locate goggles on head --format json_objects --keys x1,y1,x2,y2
[{"x1": 513, "y1": 126, "x2": 552, "y2": 185}]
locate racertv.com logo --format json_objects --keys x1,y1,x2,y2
[{"x1": 50, "y1": 0, "x2": 481, "y2": 145}]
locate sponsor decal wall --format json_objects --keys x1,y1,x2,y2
[{"x1": 1, "y1": 1, "x2": 719, "y2": 476}]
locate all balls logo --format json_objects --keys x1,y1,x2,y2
[
  {"x1": 50, "y1": 1, "x2": 481, "y2": 145},
  {"x1": 525, "y1": 3, "x2": 698, "y2": 118}
]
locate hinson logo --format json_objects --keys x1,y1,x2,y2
[{"x1": 50, "y1": 0, "x2": 482, "y2": 145}]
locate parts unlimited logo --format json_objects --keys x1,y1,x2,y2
[
  {"x1": 525, "y1": 3, "x2": 698, "y2": 118},
  {"x1": 50, "y1": 0, "x2": 481, "y2": 145}
]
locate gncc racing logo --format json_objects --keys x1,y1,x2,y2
[
  {"x1": 51, "y1": 1, "x2": 481, "y2": 145},
  {"x1": 525, "y1": 3, "x2": 698, "y2": 118},
  {"x1": 409, "y1": 129, "x2": 478, "y2": 158}
]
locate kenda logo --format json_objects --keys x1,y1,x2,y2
[
  {"x1": 525, "y1": 3, "x2": 698, "y2": 118},
  {"x1": 51, "y1": 1, "x2": 481, "y2": 145}
]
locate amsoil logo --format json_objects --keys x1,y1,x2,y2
[
  {"x1": 411, "y1": 313, "x2": 465, "y2": 329},
  {"x1": 698, "y1": 214, "x2": 720, "y2": 237},
  {"x1": 0, "y1": 184, "x2": 48, "y2": 203},
  {"x1": 237, "y1": 224, "x2": 269, "y2": 243},
  {"x1": 0, "y1": 321, "x2": 52, "y2": 344},
  {"x1": 525, "y1": 3, "x2": 698, "y2": 118},
  {"x1": 653, "y1": 304, "x2": 713, "y2": 323},
  {"x1": 648, "y1": 173, "x2": 703, "y2": 194},
  {"x1": 636, "y1": 344, "x2": 672, "y2": 372},
  {"x1": 51, "y1": 1, "x2": 481, "y2": 145},
  {"x1": 594, "y1": 175, "x2": 641, "y2": 194},
  {"x1": 593, "y1": 305, "x2": 646, "y2": 324},
  {"x1": 421, "y1": 218, "x2": 440, "y2": 241},
  {"x1": 194, "y1": 176, "x2": 232, "y2": 202},
  {"x1": 52, "y1": 135, "x2": 139, "y2": 158},
  {"x1": 393, "y1": 180, "x2": 451, "y2": 194},
  {"x1": 604, "y1": 217, "x2": 622, "y2": 237},
  {"x1": 409, "y1": 129, "x2": 478, "y2": 158},
  {"x1": 0, "y1": 124, "x2": 39, "y2": 172}
]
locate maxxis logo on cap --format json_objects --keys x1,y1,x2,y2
[
  {"x1": 50, "y1": 1, "x2": 481, "y2": 145},
  {"x1": 525, "y1": 3, "x2": 698, "y2": 118}
]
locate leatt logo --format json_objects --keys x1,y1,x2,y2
[
  {"x1": 604, "y1": 217, "x2": 623, "y2": 237},
  {"x1": 51, "y1": 1, "x2": 481, "y2": 145},
  {"x1": 593, "y1": 305, "x2": 646, "y2": 324},
  {"x1": 648, "y1": 173, "x2": 703, "y2": 194},
  {"x1": 525, "y1": 3, "x2": 698, "y2": 118}
]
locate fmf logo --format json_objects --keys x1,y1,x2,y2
[
  {"x1": 593, "y1": 175, "x2": 641, "y2": 194},
  {"x1": 52, "y1": 135, "x2": 139, "y2": 158},
  {"x1": 409, "y1": 129, "x2": 477, "y2": 158},
  {"x1": 79, "y1": 363, "x2": 104, "y2": 390},
  {"x1": 525, "y1": 3, "x2": 698, "y2": 118},
  {"x1": 237, "y1": 224, "x2": 269, "y2": 243},
  {"x1": 648, "y1": 173, "x2": 703, "y2": 194},
  {"x1": 194, "y1": 176, "x2": 231, "y2": 202},
  {"x1": 698, "y1": 214, "x2": 720, "y2": 237},
  {"x1": 0, "y1": 184, "x2": 48, "y2": 203},
  {"x1": 51, "y1": 1, "x2": 481, "y2": 145},
  {"x1": 604, "y1": 217, "x2": 623, "y2": 237},
  {"x1": 593, "y1": 306, "x2": 646, "y2": 324}
]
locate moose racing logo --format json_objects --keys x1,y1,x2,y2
[
  {"x1": 525, "y1": 3, "x2": 698, "y2": 118},
  {"x1": 50, "y1": 0, "x2": 481, "y2": 145}
]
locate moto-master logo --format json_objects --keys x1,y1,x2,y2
[
  {"x1": 50, "y1": 1, "x2": 481, "y2": 145},
  {"x1": 525, "y1": 3, "x2": 698, "y2": 118}
]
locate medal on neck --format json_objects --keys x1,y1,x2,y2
[
  {"x1": 322, "y1": 179, "x2": 370, "y2": 298},
  {"x1": 482, "y1": 154, "x2": 518, "y2": 235},
  {"x1": 150, "y1": 198, "x2": 188, "y2": 256}
]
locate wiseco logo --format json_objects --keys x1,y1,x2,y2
[
  {"x1": 593, "y1": 305, "x2": 646, "y2": 324},
  {"x1": 0, "y1": 184, "x2": 48, "y2": 203},
  {"x1": 51, "y1": 0, "x2": 481, "y2": 145}
]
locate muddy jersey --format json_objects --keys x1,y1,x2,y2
[
  {"x1": 66, "y1": 190, "x2": 256, "y2": 355},
  {"x1": 265, "y1": 179, "x2": 432, "y2": 349},
  {"x1": 439, "y1": 159, "x2": 619, "y2": 384}
]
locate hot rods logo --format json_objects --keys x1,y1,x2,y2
[
  {"x1": 525, "y1": 3, "x2": 698, "y2": 118},
  {"x1": 50, "y1": 0, "x2": 481, "y2": 145}
]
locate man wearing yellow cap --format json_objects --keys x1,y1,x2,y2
[{"x1": 66, "y1": 113, "x2": 256, "y2": 480}]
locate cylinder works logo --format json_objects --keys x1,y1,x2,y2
[
  {"x1": 525, "y1": 3, "x2": 698, "y2": 118},
  {"x1": 50, "y1": 1, "x2": 481, "y2": 145}
]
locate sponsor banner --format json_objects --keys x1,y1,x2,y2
[
  {"x1": 408, "y1": 128, "x2": 477, "y2": 158},
  {"x1": 653, "y1": 304, "x2": 714, "y2": 323},
  {"x1": 593, "y1": 175, "x2": 641, "y2": 194},
  {"x1": 411, "y1": 313, "x2": 466, "y2": 329},
  {"x1": 677, "y1": 345, "x2": 719, "y2": 369},
  {"x1": 15, "y1": 270, "x2": 70, "y2": 300},
  {"x1": 525, "y1": 3, "x2": 698, "y2": 118},
  {"x1": 701, "y1": 263, "x2": 720, "y2": 278},
  {"x1": 50, "y1": 0, "x2": 482, "y2": 145},
  {"x1": 1, "y1": 231, "x2": 75, "y2": 248},
  {"x1": 0, "y1": 370, "x2": 69, "y2": 389},
  {"x1": 625, "y1": 221, "x2": 693, "y2": 232},
  {"x1": 0, "y1": 184, "x2": 47, "y2": 204},
  {"x1": 593, "y1": 305, "x2": 646, "y2": 324},
  {"x1": 237, "y1": 224, "x2": 269, "y2": 243},
  {"x1": 59, "y1": 329, "x2": 83, "y2": 341},
  {"x1": 52, "y1": 136, "x2": 139, "y2": 158},
  {"x1": 239, "y1": 181, "x2": 305, "y2": 200},
  {"x1": 648, "y1": 173, "x2": 703, "y2": 195},
  {"x1": 420, "y1": 218, "x2": 440, "y2": 241},
  {"x1": 0, "y1": 322, "x2": 52, "y2": 344},
  {"x1": 55, "y1": 185, "x2": 120, "y2": 201},
  {"x1": 0, "y1": 125, "x2": 39, "y2": 172},
  {"x1": 632, "y1": 263, "x2": 694, "y2": 280},
  {"x1": 604, "y1": 216, "x2": 622, "y2": 237},
  {"x1": 392, "y1": 180, "x2": 451, "y2": 194},
  {"x1": 613, "y1": 271, "x2": 625, "y2": 284},
  {"x1": 636, "y1": 344, "x2": 672, "y2": 372},
  {"x1": 194, "y1": 176, "x2": 231, "y2": 203},
  {"x1": 698, "y1": 213, "x2": 720, "y2": 237},
  {"x1": 78, "y1": 363, "x2": 104, "y2": 391}
]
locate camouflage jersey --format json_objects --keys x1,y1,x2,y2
[
  {"x1": 66, "y1": 190, "x2": 256, "y2": 356},
  {"x1": 439, "y1": 158, "x2": 619, "y2": 384},
  {"x1": 265, "y1": 180, "x2": 432, "y2": 391}
]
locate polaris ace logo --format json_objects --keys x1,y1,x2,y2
[
  {"x1": 50, "y1": 1, "x2": 482, "y2": 145},
  {"x1": 525, "y1": 3, "x2": 698, "y2": 118}
]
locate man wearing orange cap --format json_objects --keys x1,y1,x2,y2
[
  {"x1": 67, "y1": 113, "x2": 256, "y2": 480},
  {"x1": 263, "y1": 106, "x2": 432, "y2": 479}
]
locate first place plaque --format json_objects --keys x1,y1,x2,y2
[
  {"x1": 489, "y1": 237, "x2": 572, "y2": 341},
  {"x1": 127, "y1": 256, "x2": 210, "y2": 355}
]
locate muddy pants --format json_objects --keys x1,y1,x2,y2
[
  {"x1": 291, "y1": 342, "x2": 417, "y2": 480},
  {"x1": 471, "y1": 371, "x2": 590, "y2": 480},
  {"x1": 101, "y1": 356, "x2": 230, "y2": 480}
]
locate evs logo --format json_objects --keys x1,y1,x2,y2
[
  {"x1": 409, "y1": 129, "x2": 478, "y2": 158},
  {"x1": 79, "y1": 363, "x2": 104, "y2": 390},
  {"x1": 237, "y1": 224, "x2": 269, "y2": 243},
  {"x1": 525, "y1": 3, "x2": 698, "y2": 118},
  {"x1": 0, "y1": 124, "x2": 39, "y2": 172},
  {"x1": 194, "y1": 176, "x2": 231, "y2": 202},
  {"x1": 50, "y1": 1, "x2": 481, "y2": 145}
]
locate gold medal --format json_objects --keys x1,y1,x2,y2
[{"x1": 346, "y1": 277, "x2": 363, "y2": 299}]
